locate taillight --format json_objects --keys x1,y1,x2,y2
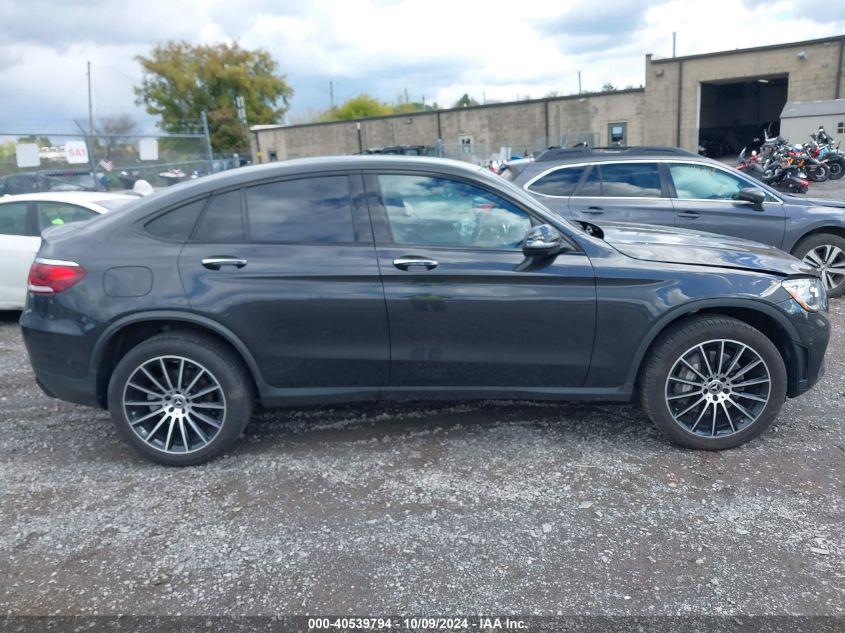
[{"x1": 27, "y1": 258, "x2": 86, "y2": 294}]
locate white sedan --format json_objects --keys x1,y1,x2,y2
[{"x1": 0, "y1": 191, "x2": 137, "y2": 309}]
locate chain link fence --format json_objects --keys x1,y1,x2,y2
[{"x1": 0, "y1": 131, "x2": 242, "y2": 196}]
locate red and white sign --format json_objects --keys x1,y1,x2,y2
[{"x1": 65, "y1": 140, "x2": 89, "y2": 164}]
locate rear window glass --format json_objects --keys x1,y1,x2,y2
[
  {"x1": 145, "y1": 198, "x2": 207, "y2": 241},
  {"x1": 245, "y1": 176, "x2": 354, "y2": 243},
  {"x1": 527, "y1": 166, "x2": 585, "y2": 196},
  {"x1": 193, "y1": 190, "x2": 245, "y2": 242},
  {"x1": 599, "y1": 163, "x2": 662, "y2": 198}
]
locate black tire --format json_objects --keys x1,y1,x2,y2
[
  {"x1": 107, "y1": 332, "x2": 253, "y2": 466},
  {"x1": 826, "y1": 159, "x2": 844, "y2": 181},
  {"x1": 791, "y1": 233, "x2": 845, "y2": 298},
  {"x1": 807, "y1": 163, "x2": 829, "y2": 182},
  {"x1": 639, "y1": 316, "x2": 787, "y2": 450}
]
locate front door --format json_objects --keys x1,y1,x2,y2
[
  {"x1": 365, "y1": 172, "x2": 596, "y2": 389},
  {"x1": 178, "y1": 173, "x2": 389, "y2": 393},
  {"x1": 667, "y1": 162, "x2": 786, "y2": 247},
  {"x1": 568, "y1": 162, "x2": 676, "y2": 228},
  {"x1": 0, "y1": 201, "x2": 39, "y2": 308}
]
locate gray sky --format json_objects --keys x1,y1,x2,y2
[{"x1": 1, "y1": 0, "x2": 844, "y2": 133}]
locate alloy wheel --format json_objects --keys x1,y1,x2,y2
[
  {"x1": 664, "y1": 339, "x2": 771, "y2": 438},
  {"x1": 122, "y1": 355, "x2": 226, "y2": 454},
  {"x1": 802, "y1": 245, "x2": 845, "y2": 291}
]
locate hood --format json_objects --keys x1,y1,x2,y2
[
  {"x1": 592, "y1": 221, "x2": 814, "y2": 277},
  {"x1": 782, "y1": 195, "x2": 845, "y2": 209}
]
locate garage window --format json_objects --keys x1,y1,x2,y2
[{"x1": 838, "y1": 121, "x2": 844, "y2": 134}]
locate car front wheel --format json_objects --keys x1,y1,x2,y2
[
  {"x1": 792, "y1": 233, "x2": 845, "y2": 297},
  {"x1": 107, "y1": 332, "x2": 253, "y2": 466},
  {"x1": 640, "y1": 316, "x2": 787, "y2": 450}
]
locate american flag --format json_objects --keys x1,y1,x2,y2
[{"x1": 98, "y1": 159, "x2": 114, "y2": 172}]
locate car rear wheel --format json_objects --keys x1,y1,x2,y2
[
  {"x1": 107, "y1": 332, "x2": 252, "y2": 466},
  {"x1": 792, "y1": 233, "x2": 845, "y2": 297},
  {"x1": 640, "y1": 316, "x2": 787, "y2": 450}
]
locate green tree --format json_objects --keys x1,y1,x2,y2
[
  {"x1": 322, "y1": 95, "x2": 393, "y2": 121},
  {"x1": 134, "y1": 41, "x2": 293, "y2": 152},
  {"x1": 601, "y1": 82, "x2": 617, "y2": 92},
  {"x1": 453, "y1": 93, "x2": 479, "y2": 108}
]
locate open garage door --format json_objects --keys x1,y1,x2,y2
[{"x1": 698, "y1": 75, "x2": 788, "y2": 157}]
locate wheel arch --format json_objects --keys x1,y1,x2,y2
[
  {"x1": 628, "y1": 299, "x2": 802, "y2": 397},
  {"x1": 786, "y1": 224, "x2": 845, "y2": 254},
  {"x1": 91, "y1": 311, "x2": 264, "y2": 408}
]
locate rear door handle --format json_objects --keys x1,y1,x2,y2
[
  {"x1": 393, "y1": 257, "x2": 439, "y2": 271},
  {"x1": 676, "y1": 210, "x2": 700, "y2": 219},
  {"x1": 582, "y1": 206, "x2": 604, "y2": 215},
  {"x1": 201, "y1": 256, "x2": 248, "y2": 270}
]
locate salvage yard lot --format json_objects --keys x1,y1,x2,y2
[{"x1": 0, "y1": 296, "x2": 842, "y2": 615}]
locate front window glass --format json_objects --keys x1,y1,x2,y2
[
  {"x1": 669, "y1": 163, "x2": 764, "y2": 200},
  {"x1": 377, "y1": 175, "x2": 532, "y2": 249},
  {"x1": 0, "y1": 202, "x2": 29, "y2": 236}
]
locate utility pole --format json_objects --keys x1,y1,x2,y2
[
  {"x1": 404, "y1": 87, "x2": 409, "y2": 104},
  {"x1": 578, "y1": 71, "x2": 582, "y2": 94},
  {"x1": 200, "y1": 111, "x2": 214, "y2": 171},
  {"x1": 86, "y1": 61, "x2": 94, "y2": 135},
  {"x1": 329, "y1": 81, "x2": 334, "y2": 110},
  {"x1": 672, "y1": 32, "x2": 677, "y2": 58}
]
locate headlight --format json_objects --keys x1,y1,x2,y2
[{"x1": 782, "y1": 277, "x2": 826, "y2": 312}]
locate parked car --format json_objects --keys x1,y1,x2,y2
[
  {"x1": 0, "y1": 192, "x2": 137, "y2": 309},
  {"x1": 0, "y1": 171, "x2": 92, "y2": 196},
  {"x1": 506, "y1": 146, "x2": 845, "y2": 296},
  {"x1": 20, "y1": 156, "x2": 829, "y2": 465}
]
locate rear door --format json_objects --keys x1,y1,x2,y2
[
  {"x1": 365, "y1": 171, "x2": 596, "y2": 389},
  {"x1": 522, "y1": 164, "x2": 587, "y2": 218},
  {"x1": 177, "y1": 173, "x2": 389, "y2": 393},
  {"x1": 567, "y1": 162, "x2": 676, "y2": 227},
  {"x1": 666, "y1": 162, "x2": 786, "y2": 247},
  {"x1": 0, "y1": 201, "x2": 40, "y2": 307}
]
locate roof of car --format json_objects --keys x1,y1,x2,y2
[
  {"x1": 128, "y1": 155, "x2": 488, "y2": 208},
  {"x1": 535, "y1": 146, "x2": 701, "y2": 163},
  {"x1": 0, "y1": 191, "x2": 139, "y2": 204}
]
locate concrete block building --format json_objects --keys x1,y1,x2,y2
[{"x1": 251, "y1": 35, "x2": 845, "y2": 162}]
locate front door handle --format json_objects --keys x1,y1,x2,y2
[
  {"x1": 201, "y1": 256, "x2": 248, "y2": 270},
  {"x1": 393, "y1": 257, "x2": 439, "y2": 271},
  {"x1": 676, "y1": 210, "x2": 701, "y2": 219},
  {"x1": 582, "y1": 206, "x2": 604, "y2": 214}
]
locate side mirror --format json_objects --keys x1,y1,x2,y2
[
  {"x1": 522, "y1": 223, "x2": 564, "y2": 257},
  {"x1": 737, "y1": 187, "x2": 765, "y2": 205}
]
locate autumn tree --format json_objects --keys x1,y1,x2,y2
[
  {"x1": 97, "y1": 114, "x2": 137, "y2": 159},
  {"x1": 134, "y1": 41, "x2": 293, "y2": 152}
]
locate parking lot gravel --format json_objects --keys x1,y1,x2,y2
[{"x1": 1, "y1": 301, "x2": 842, "y2": 619}]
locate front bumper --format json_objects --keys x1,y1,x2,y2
[{"x1": 779, "y1": 299, "x2": 830, "y2": 398}]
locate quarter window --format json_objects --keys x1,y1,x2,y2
[
  {"x1": 668, "y1": 163, "x2": 767, "y2": 201},
  {"x1": 245, "y1": 176, "x2": 355, "y2": 243},
  {"x1": 527, "y1": 166, "x2": 586, "y2": 196},
  {"x1": 377, "y1": 174, "x2": 532, "y2": 249},
  {"x1": 145, "y1": 198, "x2": 207, "y2": 241},
  {"x1": 0, "y1": 202, "x2": 29, "y2": 236},
  {"x1": 193, "y1": 190, "x2": 245, "y2": 242}
]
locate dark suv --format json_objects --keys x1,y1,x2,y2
[
  {"x1": 20, "y1": 156, "x2": 829, "y2": 465},
  {"x1": 507, "y1": 146, "x2": 845, "y2": 296}
]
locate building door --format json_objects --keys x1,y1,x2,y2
[{"x1": 608, "y1": 122, "x2": 627, "y2": 146}]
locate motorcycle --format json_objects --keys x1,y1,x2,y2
[
  {"x1": 737, "y1": 147, "x2": 809, "y2": 194},
  {"x1": 809, "y1": 126, "x2": 844, "y2": 181}
]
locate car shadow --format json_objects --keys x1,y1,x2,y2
[{"x1": 0, "y1": 310, "x2": 21, "y2": 323}]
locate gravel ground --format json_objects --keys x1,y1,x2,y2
[{"x1": 0, "y1": 298, "x2": 842, "y2": 619}]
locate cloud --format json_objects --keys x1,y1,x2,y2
[{"x1": 0, "y1": 0, "x2": 843, "y2": 133}]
